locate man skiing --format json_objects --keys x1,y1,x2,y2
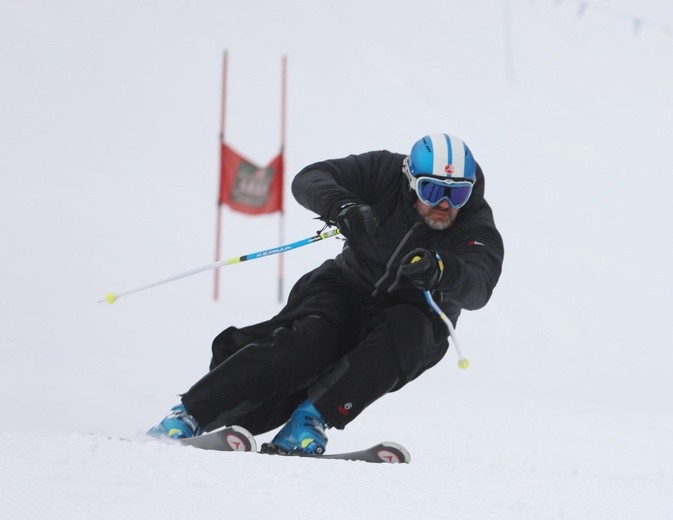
[{"x1": 148, "y1": 133, "x2": 504, "y2": 455}]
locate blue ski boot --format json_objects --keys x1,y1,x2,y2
[
  {"x1": 147, "y1": 404, "x2": 203, "y2": 439},
  {"x1": 271, "y1": 399, "x2": 328, "y2": 455}
]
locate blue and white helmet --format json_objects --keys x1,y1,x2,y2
[{"x1": 403, "y1": 133, "x2": 476, "y2": 183}]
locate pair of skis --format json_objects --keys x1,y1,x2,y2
[{"x1": 178, "y1": 425, "x2": 410, "y2": 464}]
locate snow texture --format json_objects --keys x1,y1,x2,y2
[{"x1": 1, "y1": 1, "x2": 672, "y2": 518}]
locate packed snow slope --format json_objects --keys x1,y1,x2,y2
[{"x1": 1, "y1": 1, "x2": 672, "y2": 518}]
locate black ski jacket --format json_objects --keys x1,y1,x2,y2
[{"x1": 291, "y1": 150, "x2": 504, "y2": 322}]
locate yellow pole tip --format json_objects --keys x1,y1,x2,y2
[
  {"x1": 457, "y1": 358, "x2": 470, "y2": 370},
  {"x1": 104, "y1": 292, "x2": 118, "y2": 304}
]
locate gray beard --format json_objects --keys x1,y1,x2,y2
[{"x1": 420, "y1": 213, "x2": 452, "y2": 230}]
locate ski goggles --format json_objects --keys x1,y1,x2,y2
[{"x1": 414, "y1": 176, "x2": 474, "y2": 209}]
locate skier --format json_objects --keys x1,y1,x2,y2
[{"x1": 148, "y1": 133, "x2": 504, "y2": 455}]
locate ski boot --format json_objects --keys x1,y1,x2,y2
[
  {"x1": 147, "y1": 404, "x2": 203, "y2": 439},
  {"x1": 269, "y1": 399, "x2": 328, "y2": 455}
]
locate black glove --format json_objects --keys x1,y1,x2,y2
[
  {"x1": 398, "y1": 248, "x2": 444, "y2": 290},
  {"x1": 335, "y1": 203, "x2": 378, "y2": 239}
]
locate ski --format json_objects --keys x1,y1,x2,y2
[
  {"x1": 177, "y1": 425, "x2": 410, "y2": 463},
  {"x1": 260, "y1": 441, "x2": 411, "y2": 464},
  {"x1": 178, "y1": 425, "x2": 257, "y2": 452},
  {"x1": 323, "y1": 442, "x2": 410, "y2": 464}
]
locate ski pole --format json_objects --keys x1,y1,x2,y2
[
  {"x1": 408, "y1": 254, "x2": 469, "y2": 369},
  {"x1": 100, "y1": 228, "x2": 342, "y2": 304},
  {"x1": 423, "y1": 290, "x2": 470, "y2": 370}
]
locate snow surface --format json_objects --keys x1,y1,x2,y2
[{"x1": 2, "y1": 0, "x2": 673, "y2": 518}]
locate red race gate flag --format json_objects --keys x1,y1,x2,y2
[{"x1": 218, "y1": 143, "x2": 283, "y2": 214}]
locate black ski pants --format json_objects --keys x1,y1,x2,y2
[{"x1": 181, "y1": 261, "x2": 450, "y2": 434}]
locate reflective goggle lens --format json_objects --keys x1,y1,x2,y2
[{"x1": 416, "y1": 177, "x2": 473, "y2": 208}]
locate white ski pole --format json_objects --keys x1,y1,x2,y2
[
  {"x1": 423, "y1": 290, "x2": 470, "y2": 370},
  {"x1": 408, "y1": 254, "x2": 470, "y2": 369},
  {"x1": 99, "y1": 228, "x2": 341, "y2": 304}
]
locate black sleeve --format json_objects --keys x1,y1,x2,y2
[
  {"x1": 434, "y1": 204, "x2": 504, "y2": 311},
  {"x1": 291, "y1": 151, "x2": 400, "y2": 223}
]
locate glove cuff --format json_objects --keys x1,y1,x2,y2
[
  {"x1": 435, "y1": 251, "x2": 461, "y2": 289},
  {"x1": 328, "y1": 198, "x2": 362, "y2": 225}
]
